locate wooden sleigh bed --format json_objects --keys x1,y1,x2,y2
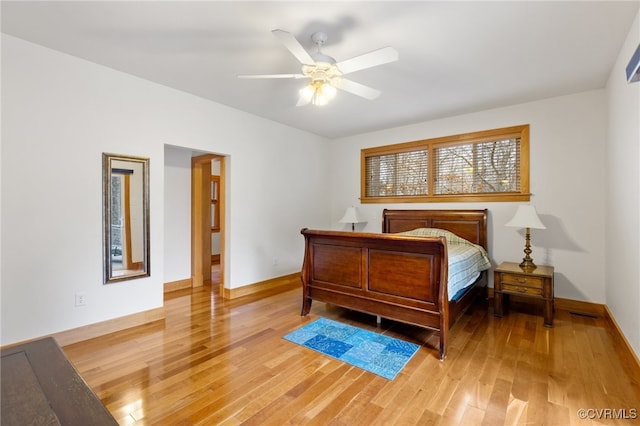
[{"x1": 300, "y1": 209, "x2": 489, "y2": 360}]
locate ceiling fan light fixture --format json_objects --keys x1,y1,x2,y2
[
  {"x1": 300, "y1": 80, "x2": 336, "y2": 106},
  {"x1": 319, "y1": 82, "x2": 336, "y2": 102},
  {"x1": 242, "y1": 29, "x2": 398, "y2": 106}
]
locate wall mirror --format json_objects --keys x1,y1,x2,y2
[{"x1": 103, "y1": 153, "x2": 150, "y2": 284}]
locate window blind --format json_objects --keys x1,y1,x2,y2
[
  {"x1": 434, "y1": 138, "x2": 520, "y2": 194},
  {"x1": 360, "y1": 124, "x2": 529, "y2": 203},
  {"x1": 365, "y1": 150, "x2": 428, "y2": 197}
]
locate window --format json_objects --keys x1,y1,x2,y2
[{"x1": 361, "y1": 124, "x2": 530, "y2": 203}]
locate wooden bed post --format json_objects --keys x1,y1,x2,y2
[
  {"x1": 439, "y1": 238, "x2": 449, "y2": 361},
  {"x1": 300, "y1": 228, "x2": 312, "y2": 316}
]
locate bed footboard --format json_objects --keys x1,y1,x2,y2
[{"x1": 300, "y1": 228, "x2": 450, "y2": 359}]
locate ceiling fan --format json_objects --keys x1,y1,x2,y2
[{"x1": 238, "y1": 29, "x2": 398, "y2": 106}]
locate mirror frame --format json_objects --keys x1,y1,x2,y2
[{"x1": 102, "y1": 153, "x2": 150, "y2": 284}]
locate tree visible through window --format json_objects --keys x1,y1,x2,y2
[
  {"x1": 365, "y1": 150, "x2": 428, "y2": 197},
  {"x1": 361, "y1": 125, "x2": 530, "y2": 203}
]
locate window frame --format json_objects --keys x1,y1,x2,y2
[{"x1": 360, "y1": 124, "x2": 530, "y2": 203}]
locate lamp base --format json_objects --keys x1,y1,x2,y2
[
  {"x1": 519, "y1": 228, "x2": 537, "y2": 271},
  {"x1": 519, "y1": 259, "x2": 537, "y2": 272}
]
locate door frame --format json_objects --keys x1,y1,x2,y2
[{"x1": 191, "y1": 154, "x2": 225, "y2": 296}]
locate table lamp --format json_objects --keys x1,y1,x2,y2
[
  {"x1": 505, "y1": 205, "x2": 546, "y2": 271},
  {"x1": 339, "y1": 206, "x2": 363, "y2": 231}
]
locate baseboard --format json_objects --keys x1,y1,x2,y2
[
  {"x1": 223, "y1": 273, "x2": 300, "y2": 299},
  {"x1": 554, "y1": 297, "x2": 606, "y2": 317},
  {"x1": 164, "y1": 278, "x2": 192, "y2": 293},
  {"x1": 604, "y1": 305, "x2": 640, "y2": 371},
  {"x1": 51, "y1": 307, "x2": 165, "y2": 347}
]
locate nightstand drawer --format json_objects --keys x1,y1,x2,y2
[
  {"x1": 501, "y1": 274, "x2": 544, "y2": 288},
  {"x1": 502, "y1": 283, "x2": 543, "y2": 296}
]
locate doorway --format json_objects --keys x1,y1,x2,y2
[{"x1": 191, "y1": 154, "x2": 225, "y2": 296}]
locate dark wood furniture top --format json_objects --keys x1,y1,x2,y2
[
  {"x1": 1, "y1": 337, "x2": 118, "y2": 426},
  {"x1": 382, "y1": 209, "x2": 488, "y2": 248},
  {"x1": 493, "y1": 261, "x2": 555, "y2": 327},
  {"x1": 300, "y1": 209, "x2": 488, "y2": 360}
]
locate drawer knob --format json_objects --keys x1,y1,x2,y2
[
  {"x1": 517, "y1": 287, "x2": 527, "y2": 293},
  {"x1": 517, "y1": 278, "x2": 526, "y2": 283}
]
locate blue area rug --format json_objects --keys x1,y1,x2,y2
[{"x1": 283, "y1": 317, "x2": 420, "y2": 380}]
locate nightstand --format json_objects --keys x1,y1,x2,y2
[{"x1": 493, "y1": 261, "x2": 555, "y2": 327}]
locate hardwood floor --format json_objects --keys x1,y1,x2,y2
[{"x1": 62, "y1": 283, "x2": 640, "y2": 425}]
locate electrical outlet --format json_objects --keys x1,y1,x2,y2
[
  {"x1": 75, "y1": 292, "x2": 86, "y2": 307},
  {"x1": 272, "y1": 257, "x2": 278, "y2": 267}
]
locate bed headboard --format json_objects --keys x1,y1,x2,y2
[{"x1": 382, "y1": 209, "x2": 488, "y2": 250}]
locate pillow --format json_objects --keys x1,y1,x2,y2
[{"x1": 398, "y1": 228, "x2": 470, "y2": 245}]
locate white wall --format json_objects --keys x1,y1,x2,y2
[
  {"x1": 605, "y1": 10, "x2": 640, "y2": 358},
  {"x1": 330, "y1": 90, "x2": 607, "y2": 303},
  {"x1": 1, "y1": 35, "x2": 330, "y2": 345},
  {"x1": 163, "y1": 145, "x2": 193, "y2": 283}
]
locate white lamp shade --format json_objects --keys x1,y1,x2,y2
[
  {"x1": 339, "y1": 207, "x2": 362, "y2": 224},
  {"x1": 505, "y1": 205, "x2": 546, "y2": 229}
]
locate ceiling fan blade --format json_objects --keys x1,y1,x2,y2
[
  {"x1": 333, "y1": 78, "x2": 381, "y2": 100},
  {"x1": 335, "y1": 46, "x2": 398, "y2": 75},
  {"x1": 237, "y1": 73, "x2": 305, "y2": 79},
  {"x1": 272, "y1": 29, "x2": 315, "y2": 65}
]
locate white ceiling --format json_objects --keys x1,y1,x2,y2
[{"x1": 2, "y1": 1, "x2": 638, "y2": 139}]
